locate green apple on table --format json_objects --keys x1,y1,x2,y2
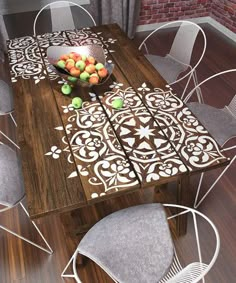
[
  {"x1": 61, "y1": 84, "x2": 72, "y2": 95},
  {"x1": 72, "y1": 97, "x2": 83, "y2": 109},
  {"x1": 112, "y1": 98, "x2": 124, "y2": 109}
]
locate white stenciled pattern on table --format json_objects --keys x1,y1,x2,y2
[
  {"x1": 66, "y1": 28, "x2": 117, "y2": 59},
  {"x1": 37, "y1": 31, "x2": 70, "y2": 49},
  {"x1": 45, "y1": 146, "x2": 62, "y2": 159},
  {"x1": 137, "y1": 82, "x2": 150, "y2": 92},
  {"x1": 181, "y1": 135, "x2": 225, "y2": 168},
  {"x1": 139, "y1": 85, "x2": 227, "y2": 170},
  {"x1": 8, "y1": 36, "x2": 47, "y2": 84},
  {"x1": 105, "y1": 85, "x2": 142, "y2": 109},
  {"x1": 101, "y1": 85, "x2": 187, "y2": 182},
  {"x1": 45, "y1": 101, "x2": 138, "y2": 198},
  {"x1": 109, "y1": 82, "x2": 124, "y2": 89}
]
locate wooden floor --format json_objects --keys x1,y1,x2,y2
[{"x1": 0, "y1": 22, "x2": 236, "y2": 282}]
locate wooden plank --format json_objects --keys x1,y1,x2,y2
[
  {"x1": 7, "y1": 35, "x2": 86, "y2": 218},
  {"x1": 36, "y1": 31, "x2": 140, "y2": 202}
]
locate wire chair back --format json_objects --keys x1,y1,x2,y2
[
  {"x1": 138, "y1": 20, "x2": 207, "y2": 86},
  {"x1": 33, "y1": 1, "x2": 96, "y2": 36},
  {"x1": 162, "y1": 204, "x2": 220, "y2": 283},
  {"x1": 169, "y1": 22, "x2": 200, "y2": 66}
]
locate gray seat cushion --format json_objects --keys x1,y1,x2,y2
[
  {"x1": 78, "y1": 203, "x2": 174, "y2": 283},
  {"x1": 187, "y1": 102, "x2": 236, "y2": 146},
  {"x1": 0, "y1": 79, "x2": 13, "y2": 114},
  {"x1": 0, "y1": 144, "x2": 25, "y2": 206},
  {"x1": 145, "y1": 54, "x2": 187, "y2": 84}
]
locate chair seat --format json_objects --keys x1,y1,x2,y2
[
  {"x1": 0, "y1": 80, "x2": 13, "y2": 114},
  {"x1": 78, "y1": 203, "x2": 174, "y2": 283},
  {"x1": 187, "y1": 102, "x2": 236, "y2": 146},
  {"x1": 145, "y1": 54, "x2": 187, "y2": 84},
  {"x1": 0, "y1": 144, "x2": 24, "y2": 206}
]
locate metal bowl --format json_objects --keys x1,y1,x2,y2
[{"x1": 47, "y1": 45, "x2": 114, "y2": 87}]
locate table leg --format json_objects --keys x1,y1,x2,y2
[{"x1": 176, "y1": 174, "x2": 190, "y2": 236}]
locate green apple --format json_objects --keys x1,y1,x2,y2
[
  {"x1": 80, "y1": 71, "x2": 90, "y2": 81},
  {"x1": 95, "y1": 63, "x2": 104, "y2": 71},
  {"x1": 57, "y1": 60, "x2": 66, "y2": 69},
  {"x1": 61, "y1": 84, "x2": 72, "y2": 95},
  {"x1": 75, "y1": 60, "x2": 86, "y2": 71},
  {"x1": 112, "y1": 98, "x2": 124, "y2": 109},
  {"x1": 67, "y1": 76, "x2": 78, "y2": 83},
  {"x1": 72, "y1": 97, "x2": 83, "y2": 109}
]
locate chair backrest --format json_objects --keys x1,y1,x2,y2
[
  {"x1": 169, "y1": 21, "x2": 202, "y2": 66},
  {"x1": 162, "y1": 204, "x2": 220, "y2": 283},
  {"x1": 33, "y1": 1, "x2": 96, "y2": 36},
  {"x1": 138, "y1": 20, "x2": 206, "y2": 82}
]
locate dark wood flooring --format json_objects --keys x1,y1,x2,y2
[{"x1": 0, "y1": 21, "x2": 236, "y2": 282}]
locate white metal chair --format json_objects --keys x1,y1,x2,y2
[
  {"x1": 184, "y1": 69, "x2": 236, "y2": 208},
  {"x1": 138, "y1": 20, "x2": 207, "y2": 102},
  {"x1": 61, "y1": 203, "x2": 220, "y2": 283},
  {"x1": 33, "y1": 0, "x2": 96, "y2": 36},
  {"x1": 0, "y1": 79, "x2": 19, "y2": 149},
  {"x1": 0, "y1": 139, "x2": 53, "y2": 255}
]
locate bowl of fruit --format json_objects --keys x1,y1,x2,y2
[{"x1": 47, "y1": 45, "x2": 114, "y2": 87}]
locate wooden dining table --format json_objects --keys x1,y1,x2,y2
[{"x1": 7, "y1": 23, "x2": 229, "y2": 236}]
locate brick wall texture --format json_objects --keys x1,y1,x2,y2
[{"x1": 139, "y1": 0, "x2": 236, "y2": 33}]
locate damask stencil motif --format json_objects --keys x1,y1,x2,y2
[
  {"x1": 45, "y1": 83, "x2": 227, "y2": 198},
  {"x1": 45, "y1": 84, "x2": 188, "y2": 198},
  {"x1": 45, "y1": 100, "x2": 139, "y2": 198},
  {"x1": 100, "y1": 85, "x2": 188, "y2": 182},
  {"x1": 141, "y1": 86, "x2": 227, "y2": 170},
  {"x1": 8, "y1": 36, "x2": 46, "y2": 84}
]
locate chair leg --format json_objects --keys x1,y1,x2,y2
[
  {"x1": 0, "y1": 202, "x2": 53, "y2": 254},
  {"x1": 0, "y1": 130, "x2": 20, "y2": 149},
  {"x1": 20, "y1": 202, "x2": 53, "y2": 254},
  {"x1": 194, "y1": 155, "x2": 236, "y2": 209},
  {"x1": 9, "y1": 112, "x2": 17, "y2": 127},
  {"x1": 180, "y1": 71, "x2": 193, "y2": 101},
  {"x1": 61, "y1": 248, "x2": 82, "y2": 282},
  {"x1": 192, "y1": 70, "x2": 203, "y2": 103},
  {"x1": 194, "y1": 172, "x2": 204, "y2": 208}
]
